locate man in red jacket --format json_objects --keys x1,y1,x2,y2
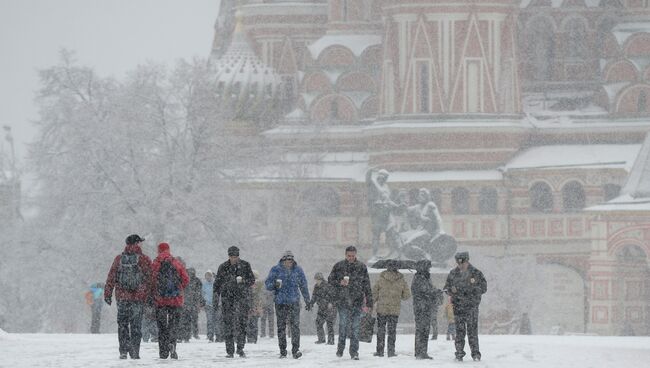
[
  {"x1": 104, "y1": 234, "x2": 153, "y2": 359},
  {"x1": 151, "y1": 242, "x2": 189, "y2": 360}
]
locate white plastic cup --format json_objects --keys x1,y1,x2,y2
[
  {"x1": 343, "y1": 276, "x2": 350, "y2": 283},
  {"x1": 236, "y1": 276, "x2": 243, "y2": 284},
  {"x1": 276, "y1": 279, "x2": 283, "y2": 288}
]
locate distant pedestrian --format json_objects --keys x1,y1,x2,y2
[
  {"x1": 260, "y1": 289, "x2": 275, "y2": 338},
  {"x1": 265, "y1": 251, "x2": 311, "y2": 359},
  {"x1": 519, "y1": 313, "x2": 532, "y2": 335},
  {"x1": 151, "y1": 242, "x2": 190, "y2": 359},
  {"x1": 444, "y1": 252, "x2": 487, "y2": 362},
  {"x1": 309, "y1": 272, "x2": 336, "y2": 345},
  {"x1": 202, "y1": 270, "x2": 217, "y2": 342},
  {"x1": 141, "y1": 301, "x2": 158, "y2": 343},
  {"x1": 328, "y1": 245, "x2": 373, "y2": 360},
  {"x1": 247, "y1": 270, "x2": 264, "y2": 344},
  {"x1": 104, "y1": 234, "x2": 153, "y2": 360},
  {"x1": 372, "y1": 260, "x2": 411, "y2": 358},
  {"x1": 85, "y1": 282, "x2": 104, "y2": 334},
  {"x1": 214, "y1": 246, "x2": 255, "y2": 358},
  {"x1": 445, "y1": 298, "x2": 456, "y2": 341},
  {"x1": 179, "y1": 267, "x2": 204, "y2": 342}
]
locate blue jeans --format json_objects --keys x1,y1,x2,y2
[{"x1": 337, "y1": 306, "x2": 361, "y2": 357}]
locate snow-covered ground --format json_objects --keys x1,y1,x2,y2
[{"x1": 1, "y1": 332, "x2": 649, "y2": 368}]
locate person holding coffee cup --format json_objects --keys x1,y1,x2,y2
[
  {"x1": 213, "y1": 246, "x2": 255, "y2": 358},
  {"x1": 265, "y1": 250, "x2": 311, "y2": 359}
]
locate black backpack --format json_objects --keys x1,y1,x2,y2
[
  {"x1": 117, "y1": 253, "x2": 143, "y2": 291},
  {"x1": 158, "y1": 259, "x2": 181, "y2": 297}
]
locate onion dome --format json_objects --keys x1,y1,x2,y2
[{"x1": 212, "y1": 8, "x2": 281, "y2": 123}]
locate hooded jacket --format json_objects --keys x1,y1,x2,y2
[
  {"x1": 151, "y1": 250, "x2": 190, "y2": 307},
  {"x1": 265, "y1": 260, "x2": 310, "y2": 305},
  {"x1": 105, "y1": 244, "x2": 153, "y2": 302},
  {"x1": 411, "y1": 261, "x2": 443, "y2": 313},
  {"x1": 372, "y1": 270, "x2": 411, "y2": 316}
]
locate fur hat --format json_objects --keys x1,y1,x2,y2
[{"x1": 455, "y1": 251, "x2": 469, "y2": 262}]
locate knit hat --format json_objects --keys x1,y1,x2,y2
[
  {"x1": 228, "y1": 246, "x2": 240, "y2": 256},
  {"x1": 281, "y1": 250, "x2": 294, "y2": 261},
  {"x1": 158, "y1": 242, "x2": 170, "y2": 253}
]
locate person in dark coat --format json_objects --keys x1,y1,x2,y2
[
  {"x1": 265, "y1": 251, "x2": 311, "y2": 359},
  {"x1": 309, "y1": 272, "x2": 336, "y2": 345},
  {"x1": 444, "y1": 252, "x2": 487, "y2": 362},
  {"x1": 327, "y1": 245, "x2": 373, "y2": 360},
  {"x1": 151, "y1": 242, "x2": 190, "y2": 359},
  {"x1": 411, "y1": 259, "x2": 442, "y2": 359},
  {"x1": 179, "y1": 267, "x2": 204, "y2": 342},
  {"x1": 104, "y1": 234, "x2": 153, "y2": 360},
  {"x1": 213, "y1": 246, "x2": 255, "y2": 358}
]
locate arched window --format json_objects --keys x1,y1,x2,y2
[
  {"x1": 638, "y1": 90, "x2": 647, "y2": 113},
  {"x1": 562, "y1": 181, "x2": 586, "y2": 211},
  {"x1": 300, "y1": 186, "x2": 341, "y2": 217},
  {"x1": 527, "y1": 18, "x2": 556, "y2": 81},
  {"x1": 329, "y1": 99, "x2": 339, "y2": 121},
  {"x1": 451, "y1": 187, "x2": 470, "y2": 214},
  {"x1": 616, "y1": 244, "x2": 647, "y2": 263},
  {"x1": 603, "y1": 183, "x2": 621, "y2": 202},
  {"x1": 530, "y1": 182, "x2": 554, "y2": 212},
  {"x1": 479, "y1": 187, "x2": 498, "y2": 214},
  {"x1": 564, "y1": 19, "x2": 588, "y2": 60}
]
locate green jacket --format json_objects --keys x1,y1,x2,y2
[{"x1": 372, "y1": 270, "x2": 411, "y2": 316}]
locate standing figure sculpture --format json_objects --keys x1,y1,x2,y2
[{"x1": 366, "y1": 169, "x2": 397, "y2": 259}]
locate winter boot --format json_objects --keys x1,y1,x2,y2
[{"x1": 293, "y1": 351, "x2": 302, "y2": 359}]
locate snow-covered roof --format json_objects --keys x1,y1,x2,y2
[
  {"x1": 612, "y1": 22, "x2": 650, "y2": 46},
  {"x1": 505, "y1": 144, "x2": 641, "y2": 171},
  {"x1": 621, "y1": 133, "x2": 650, "y2": 197},
  {"x1": 388, "y1": 170, "x2": 503, "y2": 183},
  {"x1": 308, "y1": 34, "x2": 382, "y2": 59},
  {"x1": 585, "y1": 194, "x2": 650, "y2": 212},
  {"x1": 236, "y1": 162, "x2": 369, "y2": 183}
]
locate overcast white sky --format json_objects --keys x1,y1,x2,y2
[{"x1": 0, "y1": 0, "x2": 220, "y2": 162}]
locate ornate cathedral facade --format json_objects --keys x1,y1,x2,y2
[{"x1": 209, "y1": 0, "x2": 650, "y2": 336}]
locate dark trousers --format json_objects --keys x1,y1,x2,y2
[
  {"x1": 316, "y1": 307, "x2": 336, "y2": 343},
  {"x1": 205, "y1": 304, "x2": 216, "y2": 340},
  {"x1": 430, "y1": 306, "x2": 439, "y2": 339},
  {"x1": 90, "y1": 303, "x2": 102, "y2": 334},
  {"x1": 337, "y1": 306, "x2": 362, "y2": 357},
  {"x1": 260, "y1": 304, "x2": 275, "y2": 337},
  {"x1": 247, "y1": 315, "x2": 259, "y2": 343},
  {"x1": 454, "y1": 305, "x2": 480, "y2": 359},
  {"x1": 276, "y1": 303, "x2": 301, "y2": 354},
  {"x1": 414, "y1": 307, "x2": 432, "y2": 357},
  {"x1": 222, "y1": 298, "x2": 250, "y2": 355},
  {"x1": 180, "y1": 307, "x2": 199, "y2": 340},
  {"x1": 116, "y1": 301, "x2": 143, "y2": 357},
  {"x1": 214, "y1": 306, "x2": 224, "y2": 341},
  {"x1": 376, "y1": 314, "x2": 398, "y2": 355},
  {"x1": 156, "y1": 306, "x2": 181, "y2": 357}
]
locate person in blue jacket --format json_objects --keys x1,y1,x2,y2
[{"x1": 265, "y1": 250, "x2": 311, "y2": 359}]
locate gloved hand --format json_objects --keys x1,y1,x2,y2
[{"x1": 104, "y1": 297, "x2": 112, "y2": 306}]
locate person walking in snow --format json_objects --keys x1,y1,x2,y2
[
  {"x1": 328, "y1": 245, "x2": 373, "y2": 360},
  {"x1": 85, "y1": 282, "x2": 104, "y2": 334},
  {"x1": 309, "y1": 272, "x2": 336, "y2": 345},
  {"x1": 214, "y1": 246, "x2": 255, "y2": 358},
  {"x1": 202, "y1": 270, "x2": 217, "y2": 342},
  {"x1": 104, "y1": 234, "x2": 153, "y2": 360},
  {"x1": 265, "y1": 251, "x2": 311, "y2": 359},
  {"x1": 151, "y1": 242, "x2": 189, "y2": 359},
  {"x1": 260, "y1": 288, "x2": 275, "y2": 338},
  {"x1": 444, "y1": 252, "x2": 487, "y2": 362},
  {"x1": 445, "y1": 298, "x2": 456, "y2": 341},
  {"x1": 179, "y1": 267, "x2": 204, "y2": 342},
  {"x1": 372, "y1": 260, "x2": 411, "y2": 358},
  {"x1": 247, "y1": 270, "x2": 264, "y2": 344},
  {"x1": 411, "y1": 259, "x2": 442, "y2": 359}
]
